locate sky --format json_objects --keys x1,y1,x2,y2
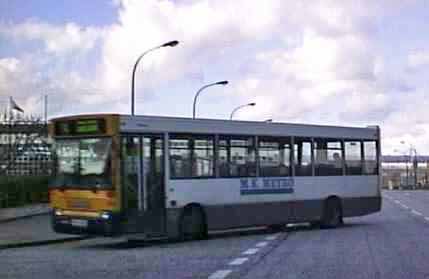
[{"x1": 1, "y1": 0, "x2": 429, "y2": 155}]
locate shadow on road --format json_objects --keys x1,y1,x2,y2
[
  {"x1": 75, "y1": 221, "x2": 375, "y2": 250},
  {"x1": 286, "y1": 221, "x2": 375, "y2": 233},
  {"x1": 76, "y1": 226, "x2": 284, "y2": 250}
]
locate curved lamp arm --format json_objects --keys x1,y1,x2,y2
[
  {"x1": 229, "y1": 102, "x2": 256, "y2": 120},
  {"x1": 192, "y1": 80, "x2": 228, "y2": 119},
  {"x1": 131, "y1": 40, "x2": 179, "y2": 115}
]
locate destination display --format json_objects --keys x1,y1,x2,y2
[{"x1": 55, "y1": 119, "x2": 106, "y2": 136}]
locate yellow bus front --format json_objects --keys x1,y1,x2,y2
[{"x1": 49, "y1": 115, "x2": 122, "y2": 236}]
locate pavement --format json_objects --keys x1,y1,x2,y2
[
  {"x1": 3, "y1": 190, "x2": 429, "y2": 278},
  {"x1": 0, "y1": 204, "x2": 87, "y2": 249},
  {"x1": 0, "y1": 203, "x2": 51, "y2": 223}
]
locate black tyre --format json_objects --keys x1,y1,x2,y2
[
  {"x1": 310, "y1": 221, "x2": 321, "y2": 228},
  {"x1": 321, "y1": 198, "x2": 343, "y2": 229},
  {"x1": 180, "y1": 206, "x2": 207, "y2": 241},
  {"x1": 268, "y1": 224, "x2": 284, "y2": 232}
]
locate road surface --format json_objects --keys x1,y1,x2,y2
[{"x1": 2, "y1": 191, "x2": 429, "y2": 279}]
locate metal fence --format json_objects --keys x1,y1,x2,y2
[{"x1": 0, "y1": 117, "x2": 53, "y2": 176}]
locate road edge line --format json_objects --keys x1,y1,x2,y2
[{"x1": 0, "y1": 236, "x2": 91, "y2": 250}]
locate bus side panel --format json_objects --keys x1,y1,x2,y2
[
  {"x1": 341, "y1": 196, "x2": 381, "y2": 217},
  {"x1": 203, "y1": 201, "x2": 295, "y2": 230},
  {"x1": 293, "y1": 176, "x2": 381, "y2": 218},
  {"x1": 167, "y1": 178, "x2": 297, "y2": 230},
  {"x1": 166, "y1": 175, "x2": 381, "y2": 231}
]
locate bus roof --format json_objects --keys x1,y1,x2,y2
[
  {"x1": 49, "y1": 113, "x2": 379, "y2": 139},
  {"x1": 118, "y1": 114, "x2": 379, "y2": 140}
]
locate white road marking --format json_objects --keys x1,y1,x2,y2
[
  {"x1": 208, "y1": 270, "x2": 232, "y2": 279},
  {"x1": 411, "y1": 210, "x2": 423, "y2": 216},
  {"x1": 265, "y1": 234, "x2": 279, "y2": 240},
  {"x1": 229, "y1": 258, "x2": 248, "y2": 266},
  {"x1": 243, "y1": 248, "x2": 259, "y2": 255},
  {"x1": 401, "y1": 204, "x2": 409, "y2": 209},
  {"x1": 255, "y1": 241, "x2": 268, "y2": 247},
  {"x1": 424, "y1": 217, "x2": 429, "y2": 222},
  {"x1": 394, "y1": 200, "x2": 400, "y2": 203}
]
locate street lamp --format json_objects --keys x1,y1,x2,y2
[
  {"x1": 192, "y1": 81, "x2": 228, "y2": 119},
  {"x1": 399, "y1": 141, "x2": 410, "y2": 188},
  {"x1": 229, "y1": 102, "x2": 256, "y2": 120},
  {"x1": 131, "y1": 40, "x2": 179, "y2": 115}
]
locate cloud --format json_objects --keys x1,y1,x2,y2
[
  {"x1": 0, "y1": 19, "x2": 109, "y2": 116},
  {"x1": 408, "y1": 50, "x2": 429, "y2": 69},
  {"x1": 1, "y1": 0, "x2": 428, "y2": 154},
  {"x1": 0, "y1": 20, "x2": 104, "y2": 55}
]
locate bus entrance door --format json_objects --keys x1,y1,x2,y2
[
  {"x1": 121, "y1": 135, "x2": 166, "y2": 237},
  {"x1": 141, "y1": 134, "x2": 166, "y2": 237},
  {"x1": 121, "y1": 136, "x2": 141, "y2": 220}
]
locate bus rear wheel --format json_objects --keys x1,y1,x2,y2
[
  {"x1": 321, "y1": 198, "x2": 343, "y2": 229},
  {"x1": 180, "y1": 206, "x2": 207, "y2": 241}
]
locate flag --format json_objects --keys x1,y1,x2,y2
[{"x1": 10, "y1": 97, "x2": 24, "y2": 113}]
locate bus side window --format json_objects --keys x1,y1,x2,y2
[
  {"x1": 294, "y1": 138, "x2": 313, "y2": 176},
  {"x1": 363, "y1": 141, "x2": 378, "y2": 175},
  {"x1": 344, "y1": 141, "x2": 363, "y2": 175},
  {"x1": 258, "y1": 136, "x2": 291, "y2": 177},
  {"x1": 219, "y1": 136, "x2": 256, "y2": 177},
  {"x1": 169, "y1": 134, "x2": 215, "y2": 178},
  {"x1": 314, "y1": 138, "x2": 343, "y2": 176},
  {"x1": 192, "y1": 137, "x2": 214, "y2": 177},
  {"x1": 169, "y1": 137, "x2": 192, "y2": 178}
]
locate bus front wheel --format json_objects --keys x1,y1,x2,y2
[
  {"x1": 321, "y1": 198, "x2": 343, "y2": 229},
  {"x1": 180, "y1": 206, "x2": 207, "y2": 241}
]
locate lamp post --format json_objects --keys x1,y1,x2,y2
[
  {"x1": 229, "y1": 102, "x2": 256, "y2": 120},
  {"x1": 400, "y1": 141, "x2": 410, "y2": 188},
  {"x1": 410, "y1": 147, "x2": 418, "y2": 189},
  {"x1": 131, "y1": 40, "x2": 179, "y2": 115},
  {"x1": 192, "y1": 81, "x2": 228, "y2": 119}
]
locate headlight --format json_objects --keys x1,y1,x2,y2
[
  {"x1": 54, "y1": 208, "x2": 63, "y2": 216},
  {"x1": 100, "y1": 211, "x2": 111, "y2": 220}
]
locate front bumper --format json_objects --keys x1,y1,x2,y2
[{"x1": 51, "y1": 211, "x2": 121, "y2": 236}]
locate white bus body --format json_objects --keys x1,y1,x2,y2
[{"x1": 119, "y1": 115, "x2": 381, "y2": 238}]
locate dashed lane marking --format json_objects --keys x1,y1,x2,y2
[
  {"x1": 401, "y1": 204, "x2": 409, "y2": 209},
  {"x1": 255, "y1": 241, "x2": 268, "y2": 247},
  {"x1": 411, "y1": 210, "x2": 423, "y2": 216},
  {"x1": 243, "y1": 248, "x2": 259, "y2": 255},
  {"x1": 229, "y1": 257, "x2": 248, "y2": 266},
  {"x1": 208, "y1": 270, "x2": 232, "y2": 279},
  {"x1": 209, "y1": 232, "x2": 285, "y2": 278},
  {"x1": 424, "y1": 217, "x2": 429, "y2": 222}
]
